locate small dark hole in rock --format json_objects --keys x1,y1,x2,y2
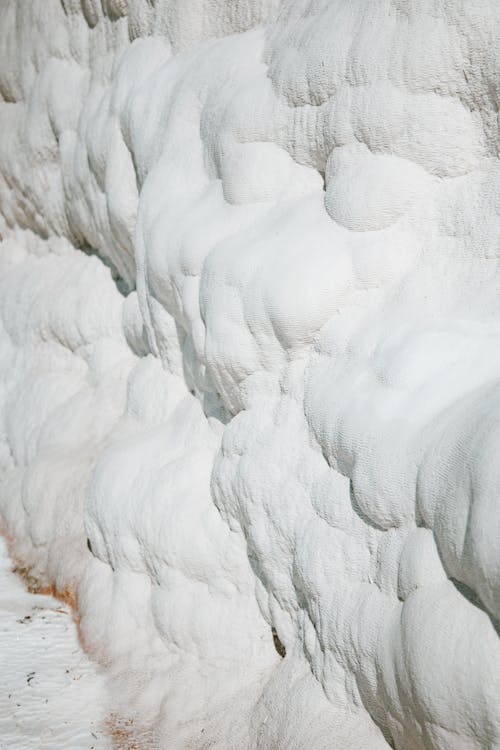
[{"x1": 272, "y1": 627, "x2": 286, "y2": 658}]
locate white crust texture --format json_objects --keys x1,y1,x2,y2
[{"x1": 0, "y1": 2, "x2": 499, "y2": 748}]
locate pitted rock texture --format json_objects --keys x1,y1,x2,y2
[{"x1": 0, "y1": 1, "x2": 499, "y2": 748}]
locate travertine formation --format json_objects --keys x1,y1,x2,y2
[
  {"x1": 0, "y1": 537, "x2": 110, "y2": 749},
  {"x1": 0, "y1": 2, "x2": 499, "y2": 748}
]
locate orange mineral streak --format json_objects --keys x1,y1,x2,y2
[
  {"x1": 12, "y1": 562, "x2": 79, "y2": 615},
  {"x1": 0, "y1": 521, "x2": 145, "y2": 746},
  {"x1": 0, "y1": 520, "x2": 80, "y2": 627},
  {"x1": 106, "y1": 715, "x2": 154, "y2": 750}
]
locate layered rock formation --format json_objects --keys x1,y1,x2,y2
[{"x1": 0, "y1": 1, "x2": 499, "y2": 747}]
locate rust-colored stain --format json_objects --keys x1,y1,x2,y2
[
  {"x1": 0, "y1": 522, "x2": 152, "y2": 748},
  {"x1": 106, "y1": 714, "x2": 154, "y2": 750},
  {"x1": 0, "y1": 522, "x2": 78, "y2": 613},
  {"x1": 13, "y1": 565, "x2": 78, "y2": 610}
]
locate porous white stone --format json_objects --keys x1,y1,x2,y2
[{"x1": 0, "y1": 1, "x2": 499, "y2": 748}]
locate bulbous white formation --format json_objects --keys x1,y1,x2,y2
[{"x1": 0, "y1": 1, "x2": 499, "y2": 747}]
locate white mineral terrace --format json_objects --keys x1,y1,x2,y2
[{"x1": 0, "y1": 1, "x2": 499, "y2": 748}]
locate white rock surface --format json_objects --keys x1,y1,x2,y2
[
  {"x1": 0, "y1": 1, "x2": 499, "y2": 748},
  {"x1": 0, "y1": 537, "x2": 110, "y2": 749}
]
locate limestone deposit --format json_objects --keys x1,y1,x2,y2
[{"x1": 0, "y1": 2, "x2": 499, "y2": 748}]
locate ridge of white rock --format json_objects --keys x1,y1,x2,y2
[{"x1": 0, "y1": 1, "x2": 499, "y2": 748}]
